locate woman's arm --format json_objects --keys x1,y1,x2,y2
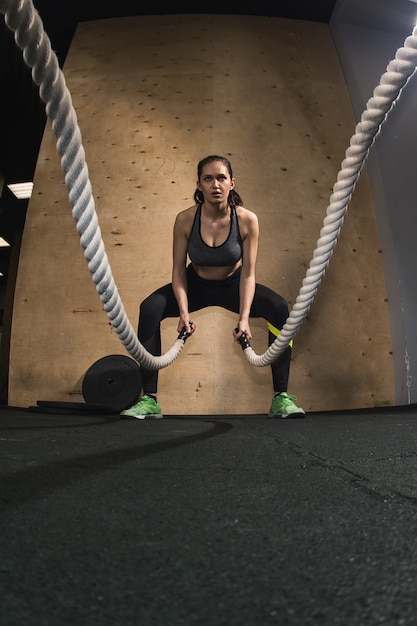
[
  {"x1": 172, "y1": 209, "x2": 195, "y2": 334},
  {"x1": 236, "y1": 209, "x2": 259, "y2": 340}
]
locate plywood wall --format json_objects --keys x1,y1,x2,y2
[{"x1": 9, "y1": 14, "x2": 394, "y2": 414}]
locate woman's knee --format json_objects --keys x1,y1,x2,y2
[
  {"x1": 255, "y1": 285, "x2": 289, "y2": 326},
  {"x1": 270, "y1": 294, "x2": 289, "y2": 328},
  {"x1": 139, "y1": 292, "x2": 165, "y2": 325},
  {"x1": 274, "y1": 293, "x2": 289, "y2": 317}
]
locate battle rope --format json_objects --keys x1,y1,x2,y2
[
  {"x1": 239, "y1": 24, "x2": 417, "y2": 366},
  {"x1": 2, "y1": 0, "x2": 417, "y2": 368},
  {"x1": 0, "y1": 0, "x2": 191, "y2": 370}
]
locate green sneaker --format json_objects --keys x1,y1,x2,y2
[
  {"x1": 120, "y1": 395, "x2": 163, "y2": 419},
  {"x1": 269, "y1": 392, "x2": 305, "y2": 419}
]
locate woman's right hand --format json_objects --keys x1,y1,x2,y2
[{"x1": 177, "y1": 316, "x2": 196, "y2": 335}]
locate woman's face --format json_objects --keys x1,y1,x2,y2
[{"x1": 197, "y1": 161, "x2": 235, "y2": 207}]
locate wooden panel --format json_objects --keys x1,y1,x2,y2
[{"x1": 9, "y1": 15, "x2": 394, "y2": 413}]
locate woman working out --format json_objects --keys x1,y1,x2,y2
[{"x1": 122, "y1": 155, "x2": 304, "y2": 419}]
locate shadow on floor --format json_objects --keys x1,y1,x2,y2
[{"x1": 1, "y1": 404, "x2": 417, "y2": 625}]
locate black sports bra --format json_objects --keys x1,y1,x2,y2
[{"x1": 187, "y1": 204, "x2": 243, "y2": 267}]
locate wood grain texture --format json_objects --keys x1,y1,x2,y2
[{"x1": 9, "y1": 15, "x2": 394, "y2": 413}]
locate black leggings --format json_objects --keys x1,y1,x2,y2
[{"x1": 138, "y1": 264, "x2": 292, "y2": 394}]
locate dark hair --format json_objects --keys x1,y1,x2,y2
[{"x1": 193, "y1": 155, "x2": 243, "y2": 206}]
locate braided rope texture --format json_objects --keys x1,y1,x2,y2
[
  {"x1": 0, "y1": 0, "x2": 186, "y2": 370},
  {"x1": 243, "y1": 26, "x2": 417, "y2": 366},
  {"x1": 2, "y1": 0, "x2": 417, "y2": 368}
]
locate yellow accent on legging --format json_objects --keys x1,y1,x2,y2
[{"x1": 267, "y1": 322, "x2": 293, "y2": 347}]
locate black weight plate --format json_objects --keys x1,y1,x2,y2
[{"x1": 82, "y1": 355, "x2": 142, "y2": 412}]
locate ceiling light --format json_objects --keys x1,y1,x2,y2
[
  {"x1": 0, "y1": 237, "x2": 10, "y2": 247},
  {"x1": 7, "y1": 182, "x2": 33, "y2": 199}
]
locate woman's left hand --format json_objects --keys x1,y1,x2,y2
[{"x1": 233, "y1": 323, "x2": 252, "y2": 342}]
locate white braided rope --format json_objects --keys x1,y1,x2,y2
[
  {"x1": 3, "y1": 0, "x2": 416, "y2": 369},
  {"x1": 242, "y1": 26, "x2": 417, "y2": 366},
  {"x1": 0, "y1": 0, "x2": 186, "y2": 370}
]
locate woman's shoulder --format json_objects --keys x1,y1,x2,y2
[
  {"x1": 235, "y1": 205, "x2": 259, "y2": 240},
  {"x1": 235, "y1": 205, "x2": 258, "y2": 225},
  {"x1": 174, "y1": 205, "x2": 198, "y2": 233},
  {"x1": 176, "y1": 204, "x2": 197, "y2": 221}
]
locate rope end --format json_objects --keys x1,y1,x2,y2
[{"x1": 235, "y1": 328, "x2": 251, "y2": 351}]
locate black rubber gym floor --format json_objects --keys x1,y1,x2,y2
[{"x1": 1, "y1": 404, "x2": 417, "y2": 625}]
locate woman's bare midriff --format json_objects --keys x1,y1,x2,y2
[{"x1": 192, "y1": 262, "x2": 242, "y2": 281}]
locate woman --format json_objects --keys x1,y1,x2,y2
[{"x1": 121, "y1": 155, "x2": 304, "y2": 419}]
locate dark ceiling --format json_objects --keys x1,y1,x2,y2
[{"x1": 0, "y1": 0, "x2": 337, "y2": 285}]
